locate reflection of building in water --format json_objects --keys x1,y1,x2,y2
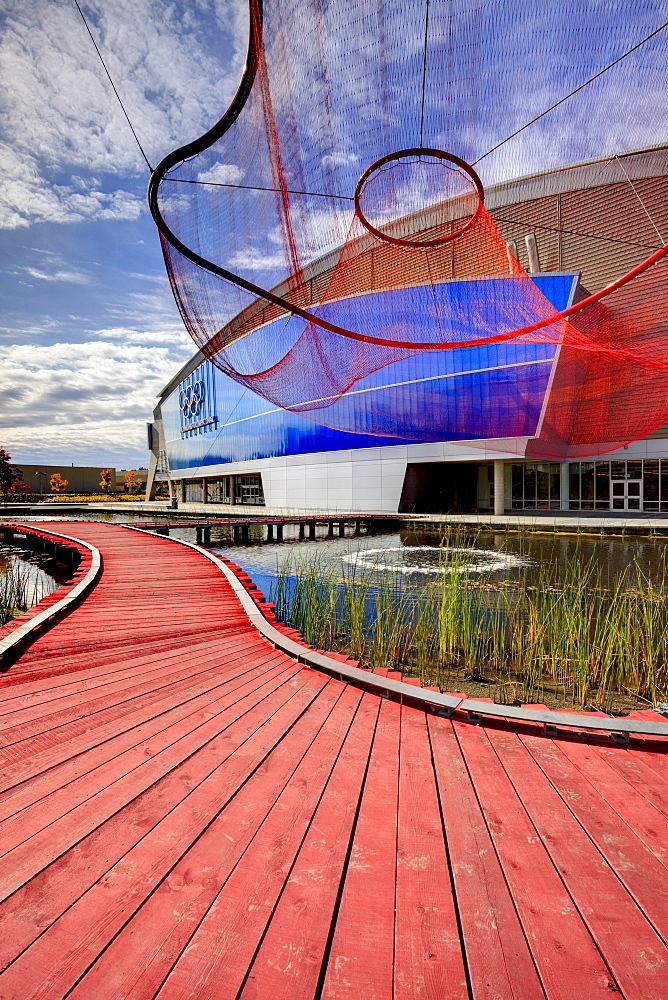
[{"x1": 146, "y1": 147, "x2": 668, "y2": 514}]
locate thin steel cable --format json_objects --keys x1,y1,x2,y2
[
  {"x1": 473, "y1": 19, "x2": 668, "y2": 166},
  {"x1": 72, "y1": 0, "x2": 153, "y2": 172},
  {"x1": 418, "y1": 0, "x2": 430, "y2": 147},
  {"x1": 613, "y1": 155, "x2": 665, "y2": 245},
  {"x1": 164, "y1": 177, "x2": 353, "y2": 200}
]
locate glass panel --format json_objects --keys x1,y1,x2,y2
[
  {"x1": 627, "y1": 497, "x2": 641, "y2": 510},
  {"x1": 612, "y1": 498, "x2": 625, "y2": 509},
  {"x1": 536, "y1": 464, "x2": 549, "y2": 502},
  {"x1": 511, "y1": 465, "x2": 523, "y2": 501},
  {"x1": 184, "y1": 480, "x2": 204, "y2": 502},
  {"x1": 611, "y1": 461, "x2": 626, "y2": 479},
  {"x1": 235, "y1": 474, "x2": 265, "y2": 505},
  {"x1": 524, "y1": 465, "x2": 536, "y2": 504},
  {"x1": 627, "y1": 461, "x2": 642, "y2": 479},
  {"x1": 612, "y1": 482, "x2": 625, "y2": 497},
  {"x1": 580, "y1": 463, "x2": 595, "y2": 505},
  {"x1": 661, "y1": 460, "x2": 668, "y2": 502},
  {"x1": 595, "y1": 462, "x2": 610, "y2": 503},
  {"x1": 550, "y1": 464, "x2": 561, "y2": 501},
  {"x1": 643, "y1": 460, "x2": 659, "y2": 503},
  {"x1": 569, "y1": 463, "x2": 580, "y2": 502},
  {"x1": 627, "y1": 482, "x2": 641, "y2": 497}
]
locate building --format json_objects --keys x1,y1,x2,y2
[
  {"x1": 16, "y1": 465, "x2": 116, "y2": 496},
  {"x1": 146, "y1": 145, "x2": 668, "y2": 514}
]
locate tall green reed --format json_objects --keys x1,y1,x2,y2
[{"x1": 270, "y1": 536, "x2": 668, "y2": 708}]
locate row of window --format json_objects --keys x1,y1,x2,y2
[
  {"x1": 511, "y1": 462, "x2": 561, "y2": 510},
  {"x1": 511, "y1": 460, "x2": 668, "y2": 511},
  {"x1": 181, "y1": 474, "x2": 265, "y2": 505}
]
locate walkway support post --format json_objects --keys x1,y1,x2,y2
[{"x1": 493, "y1": 460, "x2": 505, "y2": 516}]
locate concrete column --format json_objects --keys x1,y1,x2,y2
[
  {"x1": 493, "y1": 460, "x2": 505, "y2": 516},
  {"x1": 560, "y1": 462, "x2": 570, "y2": 511},
  {"x1": 338, "y1": 521, "x2": 346, "y2": 537}
]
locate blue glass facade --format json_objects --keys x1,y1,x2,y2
[{"x1": 162, "y1": 274, "x2": 578, "y2": 472}]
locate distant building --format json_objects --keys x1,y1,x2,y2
[{"x1": 16, "y1": 465, "x2": 116, "y2": 496}]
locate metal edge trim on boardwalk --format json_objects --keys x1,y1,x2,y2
[
  {"x1": 124, "y1": 525, "x2": 668, "y2": 740},
  {"x1": 0, "y1": 524, "x2": 102, "y2": 664}
]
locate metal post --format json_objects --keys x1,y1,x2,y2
[
  {"x1": 203, "y1": 526, "x2": 211, "y2": 546},
  {"x1": 338, "y1": 521, "x2": 345, "y2": 537},
  {"x1": 493, "y1": 460, "x2": 505, "y2": 516},
  {"x1": 309, "y1": 522, "x2": 316, "y2": 540},
  {"x1": 328, "y1": 521, "x2": 334, "y2": 538},
  {"x1": 233, "y1": 524, "x2": 241, "y2": 543},
  {"x1": 276, "y1": 523, "x2": 283, "y2": 542},
  {"x1": 525, "y1": 233, "x2": 540, "y2": 273},
  {"x1": 241, "y1": 524, "x2": 249, "y2": 543},
  {"x1": 299, "y1": 522, "x2": 305, "y2": 540}
]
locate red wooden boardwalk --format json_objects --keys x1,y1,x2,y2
[{"x1": 1, "y1": 520, "x2": 667, "y2": 999}]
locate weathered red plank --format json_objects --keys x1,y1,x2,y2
[{"x1": 320, "y1": 698, "x2": 401, "y2": 1000}]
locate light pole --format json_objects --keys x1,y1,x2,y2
[{"x1": 35, "y1": 471, "x2": 47, "y2": 495}]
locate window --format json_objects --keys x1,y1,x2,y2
[
  {"x1": 235, "y1": 474, "x2": 265, "y2": 506},
  {"x1": 511, "y1": 463, "x2": 560, "y2": 509}
]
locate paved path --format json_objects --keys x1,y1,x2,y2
[{"x1": 1, "y1": 521, "x2": 667, "y2": 999}]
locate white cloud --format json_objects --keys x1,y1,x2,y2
[
  {"x1": 321, "y1": 152, "x2": 359, "y2": 167},
  {"x1": 197, "y1": 163, "x2": 245, "y2": 184},
  {"x1": 21, "y1": 266, "x2": 91, "y2": 285},
  {"x1": 0, "y1": 337, "x2": 191, "y2": 465},
  {"x1": 0, "y1": 0, "x2": 247, "y2": 229}
]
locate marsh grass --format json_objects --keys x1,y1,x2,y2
[
  {"x1": 271, "y1": 537, "x2": 668, "y2": 710},
  {"x1": 0, "y1": 557, "x2": 48, "y2": 625}
]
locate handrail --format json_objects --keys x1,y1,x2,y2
[
  {"x1": 124, "y1": 526, "x2": 668, "y2": 741},
  {"x1": 0, "y1": 524, "x2": 101, "y2": 666}
]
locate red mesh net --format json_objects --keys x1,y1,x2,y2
[{"x1": 152, "y1": 0, "x2": 668, "y2": 455}]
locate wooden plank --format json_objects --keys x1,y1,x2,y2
[
  {"x1": 237, "y1": 693, "x2": 380, "y2": 1000},
  {"x1": 428, "y1": 714, "x2": 545, "y2": 1000},
  {"x1": 486, "y1": 723, "x2": 668, "y2": 998},
  {"x1": 320, "y1": 698, "x2": 401, "y2": 1000},
  {"x1": 0, "y1": 650, "x2": 291, "y2": 826},
  {"x1": 63, "y1": 682, "x2": 356, "y2": 1000},
  {"x1": 393, "y1": 706, "x2": 468, "y2": 999},
  {"x1": 0, "y1": 673, "x2": 332, "y2": 997},
  {"x1": 453, "y1": 720, "x2": 616, "y2": 1000},
  {"x1": 118, "y1": 684, "x2": 361, "y2": 1000},
  {"x1": 0, "y1": 655, "x2": 296, "y2": 866}
]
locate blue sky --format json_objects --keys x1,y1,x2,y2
[
  {"x1": 0, "y1": 0, "x2": 246, "y2": 468},
  {"x1": 1, "y1": 0, "x2": 666, "y2": 469}
]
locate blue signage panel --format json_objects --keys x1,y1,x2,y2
[{"x1": 162, "y1": 273, "x2": 579, "y2": 471}]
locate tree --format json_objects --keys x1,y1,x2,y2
[
  {"x1": 0, "y1": 449, "x2": 27, "y2": 503},
  {"x1": 49, "y1": 473, "x2": 69, "y2": 493},
  {"x1": 124, "y1": 470, "x2": 141, "y2": 493},
  {"x1": 99, "y1": 469, "x2": 113, "y2": 493}
]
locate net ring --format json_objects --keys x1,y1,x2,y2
[{"x1": 353, "y1": 148, "x2": 485, "y2": 248}]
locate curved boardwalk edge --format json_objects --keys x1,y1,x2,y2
[
  {"x1": 0, "y1": 524, "x2": 101, "y2": 668},
  {"x1": 126, "y1": 526, "x2": 668, "y2": 740},
  {"x1": 0, "y1": 520, "x2": 667, "y2": 1000}
]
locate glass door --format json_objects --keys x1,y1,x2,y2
[{"x1": 611, "y1": 480, "x2": 642, "y2": 510}]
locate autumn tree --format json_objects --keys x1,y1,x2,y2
[
  {"x1": 99, "y1": 469, "x2": 113, "y2": 493},
  {"x1": 0, "y1": 449, "x2": 27, "y2": 503},
  {"x1": 49, "y1": 473, "x2": 69, "y2": 493},
  {"x1": 124, "y1": 470, "x2": 141, "y2": 493}
]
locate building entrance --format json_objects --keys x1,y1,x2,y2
[{"x1": 611, "y1": 479, "x2": 642, "y2": 511}]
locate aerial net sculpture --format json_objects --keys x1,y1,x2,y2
[{"x1": 150, "y1": 0, "x2": 668, "y2": 457}]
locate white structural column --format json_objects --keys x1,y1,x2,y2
[{"x1": 493, "y1": 460, "x2": 505, "y2": 515}]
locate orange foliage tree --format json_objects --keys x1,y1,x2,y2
[
  {"x1": 49, "y1": 473, "x2": 69, "y2": 493},
  {"x1": 99, "y1": 469, "x2": 113, "y2": 492}
]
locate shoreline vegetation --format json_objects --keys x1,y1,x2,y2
[
  {"x1": 271, "y1": 535, "x2": 668, "y2": 715},
  {"x1": 0, "y1": 556, "x2": 56, "y2": 625}
]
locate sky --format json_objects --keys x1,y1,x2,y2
[
  {"x1": 0, "y1": 0, "x2": 247, "y2": 469},
  {"x1": 1, "y1": 0, "x2": 666, "y2": 471}
]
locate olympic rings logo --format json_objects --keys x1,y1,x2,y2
[{"x1": 179, "y1": 380, "x2": 204, "y2": 419}]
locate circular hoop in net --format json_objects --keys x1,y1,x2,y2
[{"x1": 353, "y1": 148, "x2": 485, "y2": 248}]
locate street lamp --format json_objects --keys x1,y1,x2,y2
[{"x1": 35, "y1": 471, "x2": 47, "y2": 495}]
